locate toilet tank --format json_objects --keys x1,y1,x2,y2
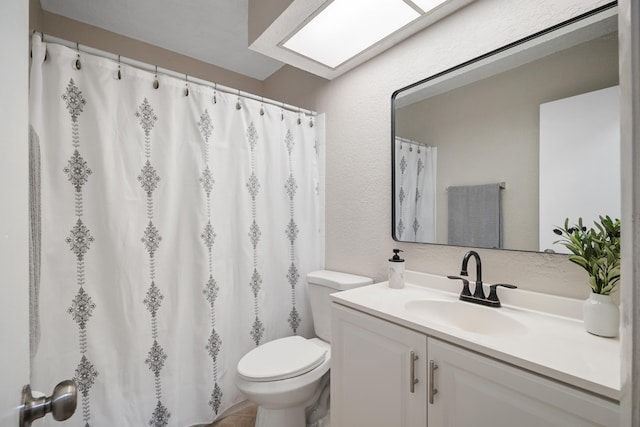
[{"x1": 307, "y1": 270, "x2": 373, "y2": 342}]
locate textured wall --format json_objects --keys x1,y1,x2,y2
[
  {"x1": 314, "y1": 0, "x2": 612, "y2": 298},
  {"x1": 618, "y1": 0, "x2": 640, "y2": 423}
]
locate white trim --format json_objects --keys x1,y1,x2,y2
[{"x1": 0, "y1": 0, "x2": 30, "y2": 424}]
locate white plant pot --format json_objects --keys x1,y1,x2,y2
[{"x1": 583, "y1": 293, "x2": 619, "y2": 337}]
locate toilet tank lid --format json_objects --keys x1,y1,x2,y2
[{"x1": 307, "y1": 270, "x2": 373, "y2": 290}]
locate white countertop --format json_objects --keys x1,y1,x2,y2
[{"x1": 330, "y1": 270, "x2": 620, "y2": 401}]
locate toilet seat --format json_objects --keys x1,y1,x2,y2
[{"x1": 237, "y1": 336, "x2": 327, "y2": 382}]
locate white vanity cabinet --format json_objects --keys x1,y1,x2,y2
[
  {"x1": 331, "y1": 303, "x2": 427, "y2": 427},
  {"x1": 428, "y1": 338, "x2": 619, "y2": 427},
  {"x1": 331, "y1": 303, "x2": 619, "y2": 427}
]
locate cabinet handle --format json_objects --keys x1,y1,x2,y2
[
  {"x1": 428, "y1": 360, "x2": 438, "y2": 404},
  {"x1": 409, "y1": 351, "x2": 419, "y2": 393}
]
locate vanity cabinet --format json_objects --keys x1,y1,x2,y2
[
  {"x1": 331, "y1": 303, "x2": 619, "y2": 427},
  {"x1": 428, "y1": 338, "x2": 619, "y2": 427},
  {"x1": 331, "y1": 303, "x2": 427, "y2": 427}
]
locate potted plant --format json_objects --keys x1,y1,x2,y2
[{"x1": 553, "y1": 216, "x2": 621, "y2": 337}]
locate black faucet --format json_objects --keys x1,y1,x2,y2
[
  {"x1": 447, "y1": 251, "x2": 517, "y2": 307},
  {"x1": 460, "y1": 250, "x2": 484, "y2": 299}
]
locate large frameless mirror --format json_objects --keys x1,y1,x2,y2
[{"x1": 391, "y1": 3, "x2": 619, "y2": 253}]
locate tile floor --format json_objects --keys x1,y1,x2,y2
[{"x1": 206, "y1": 404, "x2": 257, "y2": 427}]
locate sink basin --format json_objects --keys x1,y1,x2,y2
[{"x1": 404, "y1": 300, "x2": 527, "y2": 336}]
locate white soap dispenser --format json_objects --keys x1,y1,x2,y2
[{"x1": 388, "y1": 249, "x2": 405, "y2": 289}]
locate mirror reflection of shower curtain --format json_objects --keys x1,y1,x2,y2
[{"x1": 395, "y1": 137, "x2": 436, "y2": 242}]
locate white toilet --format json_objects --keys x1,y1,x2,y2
[{"x1": 235, "y1": 270, "x2": 373, "y2": 427}]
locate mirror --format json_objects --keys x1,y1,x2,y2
[{"x1": 392, "y1": 3, "x2": 620, "y2": 252}]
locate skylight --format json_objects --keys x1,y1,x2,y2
[{"x1": 283, "y1": 0, "x2": 421, "y2": 69}]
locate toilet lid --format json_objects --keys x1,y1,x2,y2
[{"x1": 237, "y1": 336, "x2": 327, "y2": 382}]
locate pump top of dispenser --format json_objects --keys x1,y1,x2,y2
[{"x1": 389, "y1": 249, "x2": 404, "y2": 262}]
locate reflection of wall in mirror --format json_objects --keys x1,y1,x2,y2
[{"x1": 395, "y1": 33, "x2": 618, "y2": 251}]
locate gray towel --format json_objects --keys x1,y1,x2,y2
[{"x1": 448, "y1": 183, "x2": 502, "y2": 248}]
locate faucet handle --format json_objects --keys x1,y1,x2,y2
[
  {"x1": 447, "y1": 276, "x2": 472, "y2": 297},
  {"x1": 487, "y1": 284, "x2": 517, "y2": 305}
]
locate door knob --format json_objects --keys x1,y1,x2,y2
[{"x1": 19, "y1": 380, "x2": 77, "y2": 427}]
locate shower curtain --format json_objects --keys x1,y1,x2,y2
[
  {"x1": 394, "y1": 137, "x2": 436, "y2": 242},
  {"x1": 29, "y1": 36, "x2": 322, "y2": 426}
]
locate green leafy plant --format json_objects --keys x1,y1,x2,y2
[{"x1": 553, "y1": 216, "x2": 621, "y2": 295}]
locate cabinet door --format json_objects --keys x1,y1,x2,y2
[
  {"x1": 428, "y1": 338, "x2": 619, "y2": 427},
  {"x1": 331, "y1": 304, "x2": 427, "y2": 427}
]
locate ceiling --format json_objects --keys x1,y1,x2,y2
[
  {"x1": 40, "y1": 0, "x2": 474, "y2": 81},
  {"x1": 40, "y1": 0, "x2": 285, "y2": 80}
]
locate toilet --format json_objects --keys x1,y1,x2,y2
[{"x1": 235, "y1": 270, "x2": 373, "y2": 427}]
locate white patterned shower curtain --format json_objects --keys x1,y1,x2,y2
[
  {"x1": 394, "y1": 137, "x2": 437, "y2": 242},
  {"x1": 29, "y1": 36, "x2": 322, "y2": 426}
]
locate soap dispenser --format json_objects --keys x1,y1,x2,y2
[{"x1": 388, "y1": 249, "x2": 405, "y2": 289}]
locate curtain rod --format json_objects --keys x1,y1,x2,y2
[
  {"x1": 446, "y1": 182, "x2": 506, "y2": 190},
  {"x1": 395, "y1": 136, "x2": 430, "y2": 147},
  {"x1": 35, "y1": 33, "x2": 317, "y2": 117}
]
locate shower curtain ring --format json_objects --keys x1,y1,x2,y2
[
  {"x1": 281, "y1": 103, "x2": 285, "y2": 121},
  {"x1": 74, "y1": 42, "x2": 81, "y2": 70},
  {"x1": 40, "y1": 33, "x2": 48, "y2": 61},
  {"x1": 153, "y1": 66, "x2": 159, "y2": 89},
  {"x1": 260, "y1": 97, "x2": 265, "y2": 116},
  {"x1": 297, "y1": 108, "x2": 302, "y2": 125},
  {"x1": 30, "y1": 30, "x2": 35, "y2": 58},
  {"x1": 212, "y1": 83, "x2": 217, "y2": 104},
  {"x1": 30, "y1": 31, "x2": 37, "y2": 59},
  {"x1": 184, "y1": 74, "x2": 189, "y2": 97},
  {"x1": 117, "y1": 55, "x2": 122, "y2": 80},
  {"x1": 236, "y1": 90, "x2": 242, "y2": 110}
]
